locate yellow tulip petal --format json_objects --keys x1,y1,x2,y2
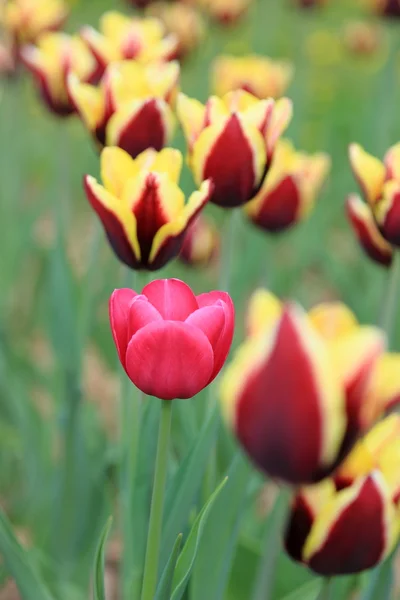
[
  {"x1": 349, "y1": 143, "x2": 385, "y2": 205},
  {"x1": 246, "y1": 288, "x2": 282, "y2": 337}
]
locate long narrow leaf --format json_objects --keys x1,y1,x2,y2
[
  {"x1": 93, "y1": 516, "x2": 113, "y2": 600},
  {"x1": 171, "y1": 477, "x2": 228, "y2": 600},
  {"x1": 0, "y1": 508, "x2": 53, "y2": 600},
  {"x1": 155, "y1": 534, "x2": 183, "y2": 600}
]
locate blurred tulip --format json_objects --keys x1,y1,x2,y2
[
  {"x1": 80, "y1": 11, "x2": 178, "y2": 78},
  {"x1": 370, "y1": 0, "x2": 400, "y2": 17},
  {"x1": 146, "y1": 2, "x2": 204, "y2": 60},
  {"x1": 0, "y1": 0, "x2": 68, "y2": 56},
  {"x1": 346, "y1": 194, "x2": 393, "y2": 267},
  {"x1": 295, "y1": 0, "x2": 327, "y2": 6},
  {"x1": 180, "y1": 215, "x2": 219, "y2": 267},
  {"x1": 211, "y1": 54, "x2": 293, "y2": 100},
  {"x1": 68, "y1": 59, "x2": 179, "y2": 156},
  {"x1": 349, "y1": 142, "x2": 400, "y2": 248},
  {"x1": 84, "y1": 147, "x2": 213, "y2": 270},
  {"x1": 0, "y1": 39, "x2": 17, "y2": 76},
  {"x1": 109, "y1": 278, "x2": 234, "y2": 399},
  {"x1": 221, "y1": 292, "x2": 400, "y2": 485},
  {"x1": 244, "y1": 139, "x2": 330, "y2": 233},
  {"x1": 177, "y1": 90, "x2": 292, "y2": 208},
  {"x1": 21, "y1": 32, "x2": 99, "y2": 116},
  {"x1": 343, "y1": 21, "x2": 382, "y2": 56},
  {"x1": 285, "y1": 416, "x2": 400, "y2": 575},
  {"x1": 199, "y1": 0, "x2": 252, "y2": 24}
]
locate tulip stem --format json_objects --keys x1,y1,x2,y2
[
  {"x1": 141, "y1": 399, "x2": 173, "y2": 600},
  {"x1": 318, "y1": 578, "x2": 333, "y2": 600},
  {"x1": 252, "y1": 487, "x2": 292, "y2": 600},
  {"x1": 219, "y1": 209, "x2": 239, "y2": 293},
  {"x1": 380, "y1": 250, "x2": 400, "y2": 346}
]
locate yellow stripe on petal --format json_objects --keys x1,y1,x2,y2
[
  {"x1": 384, "y1": 142, "x2": 400, "y2": 182},
  {"x1": 80, "y1": 26, "x2": 118, "y2": 65},
  {"x1": 365, "y1": 354, "x2": 400, "y2": 420},
  {"x1": 100, "y1": 147, "x2": 139, "y2": 197},
  {"x1": 85, "y1": 175, "x2": 140, "y2": 261},
  {"x1": 266, "y1": 97, "x2": 293, "y2": 158},
  {"x1": 122, "y1": 171, "x2": 185, "y2": 219},
  {"x1": 246, "y1": 288, "x2": 282, "y2": 337},
  {"x1": 349, "y1": 143, "x2": 385, "y2": 205},
  {"x1": 301, "y1": 480, "x2": 336, "y2": 517},
  {"x1": 67, "y1": 74, "x2": 105, "y2": 131},
  {"x1": 99, "y1": 11, "x2": 131, "y2": 41},
  {"x1": 148, "y1": 148, "x2": 183, "y2": 183},
  {"x1": 308, "y1": 303, "x2": 358, "y2": 341},
  {"x1": 149, "y1": 179, "x2": 212, "y2": 264},
  {"x1": 374, "y1": 180, "x2": 400, "y2": 228},
  {"x1": 176, "y1": 93, "x2": 206, "y2": 146}
]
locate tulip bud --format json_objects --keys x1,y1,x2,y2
[
  {"x1": 343, "y1": 21, "x2": 382, "y2": 56},
  {"x1": 244, "y1": 139, "x2": 330, "y2": 233},
  {"x1": 285, "y1": 471, "x2": 398, "y2": 575},
  {"x1": 21, "y1": 32, "x2": 99, "y2": 116},
  {"x1": 146, "y1": 2, "x2": 204, "y2": 60},
  {"x1": 222, "y1": 294, "x2": 389, "y2": 486},
  {"x1": 349, "y1": 143, "x2": 400, "y2": 248},
  {"x1": 211, "y1": 54, "x2": 293, "y2": 100},
  {"x1": 177, "y1": 90, "x2": 292, "y2": 208},
  {"x1": 1, "y1": 0, "x2": 68, "y2": 54},
  {"x1": 68, "y1": 59, "x2": 179, "y2": 157},
  {"x1": 370, "y1": 0, "x2": 400, "y2": 17},
  {"x1": 346, "y1": 194, "x2": 393, "y2": 267},
  {"x1": 109, "y1": 278, "x2": 234, "y2": 399},
  {"x1": 199, "y1": 0, "x2": 252, "y2": 24},
  {"x1": 84, "y1": 147, "x2": 213, "y2": 271},
  {"x1": 179, "y1": 215, "x2": 219, "y2": 267},
  {"x1": 80, "y1": 11, "x2": 178, "y2": 78}
]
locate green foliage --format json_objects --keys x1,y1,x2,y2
[{"x1": 93, "y1": 517, "x2": 113, "y2": 600}]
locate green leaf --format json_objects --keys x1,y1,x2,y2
[
  {"x1": 0, "y1": 507, "x2": 53, "y2": 600},
  {"x1": 171, "y1": 477, "x2": 228, "y2": 600},
  {"x1": 279, "y1": 579, "x2": 323, "y2": 600},
  {"x1": 190, "y1": 454, "x2": 251, "y2": 600},
  {"x1": 161, "y1": 405, "x2": 219, "y2": 569},
  {"x1": 155, "y1": 534, "x2": 183, "y2": 600},
  {"x1": 92, "y1": 516, "x2": 113, "y2": 600}
]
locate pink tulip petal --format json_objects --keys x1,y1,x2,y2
[
  {"x1": 125, "y1": 321, "x2": 214, "y2": 399},
  {"x1": 142, "y1": 278, "x2": 199, "y2": 320},
  {"x1": 128, "y1": 295, "x2": 163, "y2": 337},
  {"x1": 185, "y1": 304, "x2": 226, "y2": 350},
  {"x1": 109, "y1": 288, "x2": 138, "y2": 368},
  {"x1": 197, "y1": 291, "x2": 235, "y2": 379}
]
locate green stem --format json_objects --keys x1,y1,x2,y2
[
  {"x1": 252, "y1": 488, "x2": 291, "y2": 600},
  {"x1": 380, "y1": 251, "x2": 400, "y2": 346},
  {"x1": 218, "y1": 209, "x2": 239, "y2": 293},
  {"x1": 141, "y1": 400, "x2": 173, "y2": 600},
  {"x1": 317, "y1": 578, "x2": 333, "y2": 600}
]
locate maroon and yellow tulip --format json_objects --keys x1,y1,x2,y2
[
  {"x1": 346, "y1": 194, "x2": 393, "y2": 267},
  {"x1": 179, "y1": 215, "x2": 219, "y2": 267},
  {"x1": 0, "y1": 0, "x2": 68, "y2": 52},
  {"x1": 349, "y1": 142, "x2": 400, "y2": 249},
  {"x1": 21, "y1": 32, "x2": 99, "y2": 116},
  {"x1": 80, "y1": 11, "x2": 178, "y2": 78},
  {"x1": 177, "y1": 90, "x2": 292, "y2": 208},
  {"x1": 369, "y1": 0, "x2": 400, "y2": 17},
  {"x1": 211, "y1": 55, "x2": 293, "y2": 100},
  {"x1": 146, "y1": 2, "x2": 205, "y2": 60},
  {"x1": 199, "y1": 0, "x2": 252, "y2": 24},
  {"x1": 83, "y1": 147, "x2": 213, "y2": 271},
  {"x1": 68, "y1": 59, "x2": 179, "y2": 157},
  {"x1": 221, "y1": 291, "x2": 400, "y2": 486},
  {"x1": 285, "y1": 416, "x2": 400, "y2": 575},
  {"x1": 244, "y1": 139, "x2": 330, "y2": 233}
]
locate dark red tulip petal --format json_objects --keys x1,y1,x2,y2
[
  {"x1": 197, "y1": 291, "x2": 235, "y2": 380},
  {"x1": 236, "y1": 309, "x2": 325, "y2": 484},
  {"x1": 109, "y1": 288, "x2": 138, "y2": 367},
  {"x1": 125, "y1": 321, "x2": 214, "y2": 399},
  {"x1": 249, "y1": 176, "x2": 301, "y2": 233},
  {"x1": 142, "y1": 278, "x2": 199, "y2": 321},
  {"x1": 308, "y1": 476, "x2": 388, "y2": 575},
  {"x1": 285, "y1": 495, "x2": 315, "y2": 563},
  {"x1": 201, "y1": 114, "x2": 261, "y2": 208},
  {"x1": 128, "y1": 295, "x2": 163, "y2": 338}
]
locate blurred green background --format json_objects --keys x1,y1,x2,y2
[{"x1": 1, "y1": 0, "x2": 400, "y2": 598}]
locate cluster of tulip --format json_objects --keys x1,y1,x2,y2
[{"x1": 4, "y1": 0, "x2": 400, "y2": 596}]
